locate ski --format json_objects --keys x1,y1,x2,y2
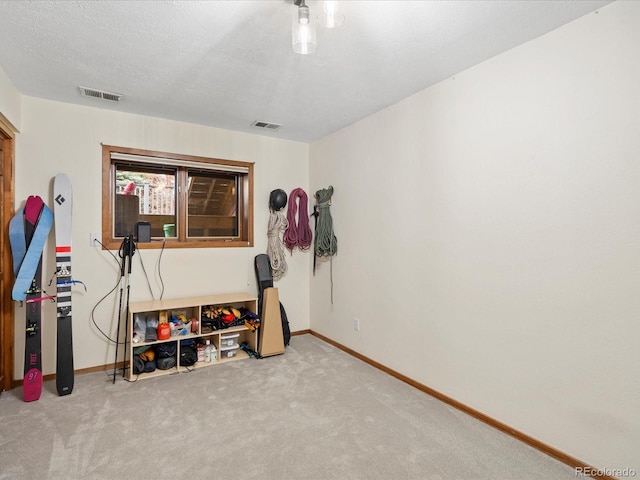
[
  {"x1": 54, "y1": 173, "x2": 74, "y2": 396},
  {"x1": 22, "y1": 197, "x2": 46, "y2": 402},
  {"x1": 9, "y1": 195, "x2": 53, "y2": 402}
]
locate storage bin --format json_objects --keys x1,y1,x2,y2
[
  {"x1": 220, "y1": 332, "x2": 240, "y2": 347},
  {"x1": 170, "y1": 322, "x2": 191, "y2": 337},
  {"x1": 220, "y1": 344, "x2": 239, "y2": 358}
]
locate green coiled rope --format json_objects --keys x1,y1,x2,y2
[
  {"x1": 314, "y1": 186, "x2": 337, "y2": 302},
  {"x1": 314, "y1": 186, "x2": 337, "y2": 258}
]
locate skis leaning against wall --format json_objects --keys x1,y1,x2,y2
[
  {"x1": 9, "y1": 195, "x2": 53, "y2": 402},
  {"x1": 54, "y1": 173, "x2": 75, "y2": 396}
]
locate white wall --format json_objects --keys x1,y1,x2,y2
[
  {"x1": 310, "y1": 1, "x2": 639, "y2": 473},
  {"x1": 14, "y1": 96, "x2": 310, "y2": 377},
  {"x1": 0, "y1": 65, "x2": 21, "y2": 130}
]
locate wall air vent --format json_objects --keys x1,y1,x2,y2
[
  {"x1": 251, "y1": 121, "x2": 281, "y2": 131},
  {"x1": 79, "y1": 86, "x2": 123, "y2": 102}
]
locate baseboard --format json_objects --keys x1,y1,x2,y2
[{"x1": 308, "y1": 330, "x2": 616, "y2": 480}]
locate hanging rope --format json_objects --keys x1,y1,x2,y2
[
  {"x1": 284, "y1": 188, "x2": 313, "y2": 253},
  {"x1": 314, "y1": 186, "x2": 337, "y2": 259},
  {"x1": 267, "y1": 209, "x2": 288, "y2": 280},
  {"x1": 313, "y1": 186, "x2": 338, "y2": 303}
]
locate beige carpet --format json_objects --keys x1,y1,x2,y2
[{"x1": 0, "y1": 334, "x2": 577, "y2": 480}]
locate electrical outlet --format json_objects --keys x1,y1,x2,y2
[
  {"x1": 90, "y1": 232, "x2": 100, "y2": 247},
  {"x1": 353, "y1": 318, "x2": 360, "y2": 331}
]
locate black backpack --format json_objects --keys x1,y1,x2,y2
[
  {"x1": 279, "y1": 301, "x2": 291, "y2": 346},
  {"x1": 180, "y1": 340, "x2": 198, "y2": 366}
]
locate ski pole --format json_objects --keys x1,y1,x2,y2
[
  {"x1": 112, "y1": 237, "x2": 128, "y2": 383},
  {"x1": 122, "y1": 235, "x2": 135, "y2": 378}
]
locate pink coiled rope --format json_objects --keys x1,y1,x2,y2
[{"x1": 283, "y1": 188, "x2": 313, "y2": 252}]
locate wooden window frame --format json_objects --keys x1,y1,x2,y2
[{"x1": 102, "y1": 145, "x2": 254, "y2": 250}]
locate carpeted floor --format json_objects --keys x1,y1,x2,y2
[{"x1": 0, "y1": 334, "x2": 577, "y2": 480}]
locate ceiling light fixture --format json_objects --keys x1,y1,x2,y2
[
  {"x1": 318, "y1": 0, "x2": 344, "y2": 29},
  {"x1": 293, "y1": 0, "x2": 316, "y2": 55}
]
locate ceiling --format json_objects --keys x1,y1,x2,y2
[{"x1": 0, "y1": 0, "x2": 612, "y2": 143}]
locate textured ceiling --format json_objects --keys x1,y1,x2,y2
[{"x1": 0, "y1": 0, "x2": 612, "y2": 143}]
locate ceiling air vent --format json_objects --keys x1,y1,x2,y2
[
  {"x1": 79, "y1": 86, "x2": 123, "y2": 102},
  {"x1": 251, "y1": 121, "x2": 281, "y2": 131}
]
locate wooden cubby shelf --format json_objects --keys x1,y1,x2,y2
[{"x1": 127, "y1": 292, "x2": 258, "y2": 381}]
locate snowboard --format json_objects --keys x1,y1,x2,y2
[
  {"x1": 23, "y1": 197, "x2": 46, "y2": 402},
  {"x1": 54, "y1": 173, "x2": 74, "y2": 396}
]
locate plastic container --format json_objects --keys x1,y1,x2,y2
[
  {"x1": 170, "y1": 322, "x2": 190, "y2": 337},
  {"x1": 157, "y1": 322, "x2": 171, "y2": 340},
  {"x1": 220, "y1": 344, "x2": 239, "y2": 359},
  {"x1": 220, "y1": 332, "x2": 240, "y2": 348},
  {"x1": 204, "y1": 340, "x2": 212, "y2": 362},
  {"x1": 163, "y1": 223, "x2": 176, "y2": 237}
]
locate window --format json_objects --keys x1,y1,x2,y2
[{"x1": 102, "y1": 145, "x2": 254, "y2": 249}]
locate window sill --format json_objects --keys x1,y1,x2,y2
[{"x1": 101, "y1": 239, "x2": 254, "y2": 250}]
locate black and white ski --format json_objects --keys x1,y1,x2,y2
[{"x1": 54, "y1": 173, "x2": 74, "y2": 396}]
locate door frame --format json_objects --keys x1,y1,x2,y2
[{"x1": 1, "y1": 116, "x2": 16, "y2": 392}]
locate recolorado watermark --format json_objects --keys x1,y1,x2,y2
[{"x1": 575, "y1": 466, "x2": 636, "y2": 477}]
